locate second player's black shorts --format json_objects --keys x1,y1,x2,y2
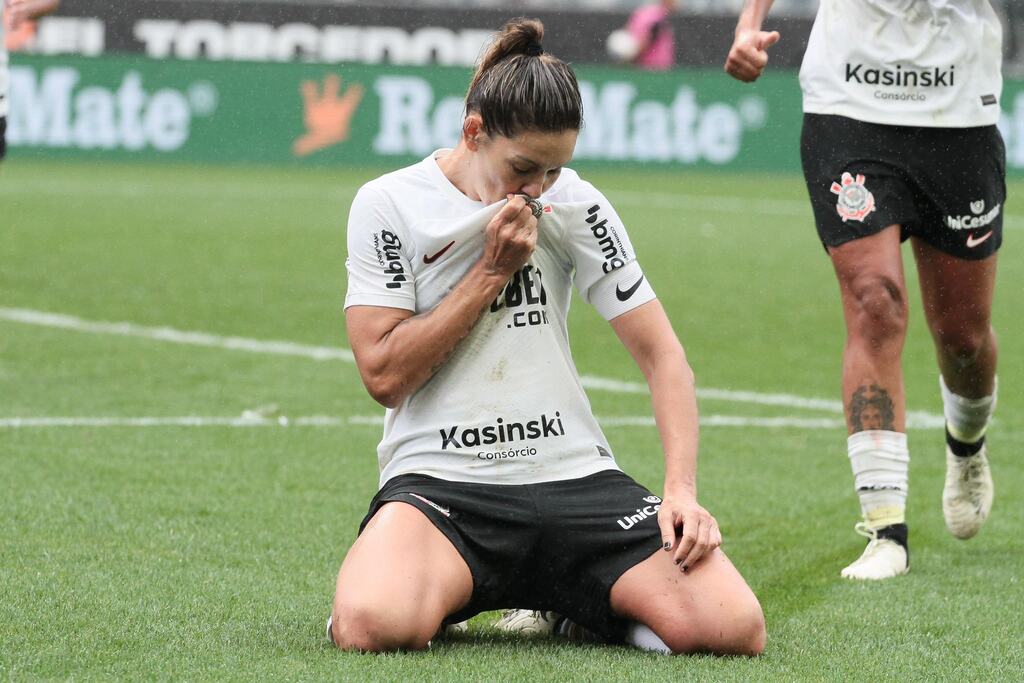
[
  {"x1": 1, "y1": 117, "x2": 6, "y2": 161},
  {"x1": 801, "y1": 113, "x2": 1006, "y2": 260},
  {"x1": 359, "y1": 469, "x2": 664, "y2": 641}
]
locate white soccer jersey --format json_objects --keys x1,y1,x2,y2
[
  {"x1": 345, "y1": 152, "x2": 657, "y2": 487},
  {"x1": 800, "y1": 0, "x2": 1003, "y2": 127}
]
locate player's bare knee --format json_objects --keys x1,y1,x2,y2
[
  {"x1": 656, "y1": 605, "x2": 765, "y2": 656},
  {"x1": 849, "y1": 275, "x2": 907, "y2": 342},
  {"x1": 331, "y1": 604, "x2": 432, "y2": 652},
  {"x1": 934, "y1": 325, "x2": 990, "y2": 368},
  {"x1": 648, "y1": 621, "x2": 701, "y2": 655},
  {"x1": 707, "y1": 596, "x2": 766, "y2": 656},
  {"x1": 732, "y1": 601, "x2": 767, "y2": 656}
]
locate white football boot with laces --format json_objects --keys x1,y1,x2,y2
[
  {"x1": 943, "y1": 445, "x2": 994, "y2": 540},
  {"x1": 840, "y1": 522, "x2": 909, "y2": 580},
  {"x1": 494, "y1": 610, "x2": 603, "y2": 643},
  {"x1": 493, "y1": 609, "x2": 561, "y2": 635}
]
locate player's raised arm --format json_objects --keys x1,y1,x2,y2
[
  {"x1": 725, "y1": 0, "x2": 780, "y2": 82},
  {"x1": 346, "y1": 193, "x2": 538, "y2": 408}
]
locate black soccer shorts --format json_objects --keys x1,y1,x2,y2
[
  {"x1": 358, "y1": 469, "x2": 664, "y2": 641},
  {"x1": 1, "y1": 117, "x2": 6, "y2": 161},
  {"x1": 801, "y1": 113, "x2": 1006, "y2": 260}
]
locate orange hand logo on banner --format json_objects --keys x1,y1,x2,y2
[{"x1": 293, "y1": 74, "x2": 365, "y2": 157}]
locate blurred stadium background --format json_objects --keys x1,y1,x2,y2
[{"x1": 4, "y1": 1, "x2": 1024, "y2": 679}]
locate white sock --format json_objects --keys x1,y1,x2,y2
[
  {"x1": 940, "y1": 375, "x2": 997, "y2": 443},
  {"x1": 847, "y1": 430, "x2": 909, "y2": 528},
  {"x1": 625, "y1": 622, "x2": 673, "y2": 655}
]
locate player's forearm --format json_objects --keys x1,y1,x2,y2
[
  {"x1": 736, "y1": 0, "x2": 775, "y2": 33},
  {"x1": 644, "y1": 346, "x2": 701, "y2": 498},
  {"x1": 362, "y1": 262, "x2": 509, "y2": 408}
]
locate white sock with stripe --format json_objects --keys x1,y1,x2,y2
[{"x1": 847, "y1": 430, "x2": 909, "y2": 529}]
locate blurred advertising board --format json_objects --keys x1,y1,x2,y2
[
  {"x1": 15, "y1": 0, "x2": 813, "y2": 68},
  {"x1": 6, "y1": 55, "x2": 800, "y2": 170},
  {"x1": 10, "y1": 54, "x2": 1024, "y2": 174}
]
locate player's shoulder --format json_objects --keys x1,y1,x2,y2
[
  {"x1": 356, "y1": 156, "x2": 438, "y2": 209},
  {"x1": 542, "y1": 167, "x2": 609, "y2": 205}
]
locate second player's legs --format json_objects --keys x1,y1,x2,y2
[
  {"x1": 912, "y1": 238, "x2": 998, "y2": 539},
  {"x1": 330, "y1": 501, "x2": 473, "y2": 651},
  {"x1": 828, "y1": 225, "x2": 913, "y2": 578},
  {"x1": 911, "y1": 239, "x2": 998, "y2": 399},
  {"x1": 830, "y1": 225, "x2": 909, "y2": 434}
]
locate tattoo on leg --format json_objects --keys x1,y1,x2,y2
[{"x1": 849, "y1": 384, "x2": 895, "y2": 432}]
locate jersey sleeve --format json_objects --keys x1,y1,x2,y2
[
  {"x1": 561, "y1": 187, "x2": 656, "y2": 320},
  {"x1": 344, "y1": 186, "x2": 417, "y2": 311}
]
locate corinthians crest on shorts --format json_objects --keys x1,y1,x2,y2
[{"x1": 830, "y1": 172, "x2": 876, "y2": 222}]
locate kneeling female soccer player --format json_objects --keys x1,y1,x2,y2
[{"x1": 330, "y1": 17, "x2": 765, "y2": 655}]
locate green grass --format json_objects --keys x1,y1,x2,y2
[{"x1": 2, "y1": 159, "x2": 1023, "y2": 680}]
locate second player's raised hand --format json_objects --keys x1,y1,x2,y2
[{"x1": 725, "y1": 29, "x2": 781, "y2": 83}]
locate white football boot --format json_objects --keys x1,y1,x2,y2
[
  {"x1": 439, "y1": 620, "x2": 469, "y2": 637},
  {"x1": 840, "y1": 522, "x2": 909, "y2": 580},
  {"x1": 943, "y1": 445, "x2": 994, "y2": 540},
  {"x1": 493, "y1": 610, "x2": 561, "y2": 635}
]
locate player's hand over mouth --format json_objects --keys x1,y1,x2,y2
[{"x1": 481, "y1": 194, "x2": 539, "y2": 278}]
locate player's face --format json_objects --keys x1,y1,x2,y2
[
  {"x1": 860, "y1": 405, "x2": 883, "y2": 430},
  {"x1": 474, "y1": 128, "x2": 578, "y2": 203}
]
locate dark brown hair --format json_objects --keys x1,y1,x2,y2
[{"x1": 465, "y1": 18, "x2": 583, "y2": 138}]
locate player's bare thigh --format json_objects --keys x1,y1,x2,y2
[
  {"x1": 828, "y1": 224, "x2": 906, "y2": 300},
  {"x1": 331, "y1": 501, "x2": 473, "y2": 651},
  {"x1": 609, "y1": 548, "x2": 766, "y2": 656}
]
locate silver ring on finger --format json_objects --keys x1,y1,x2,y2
[{"x1": 526, "y1": 198, "x2": 544, "y2": 219}]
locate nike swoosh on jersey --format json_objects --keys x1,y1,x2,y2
[
  {"x1": 615, "y1": 275, "x2": 645, "y2": 302},
  {"x1": 423, "y1": 241, "x2": 456, "y2": 264},
  {"x1": 966, "y1": 231, "x2": 994, "y2": 248}
]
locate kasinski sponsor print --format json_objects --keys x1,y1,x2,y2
[
  {"x1": 439, "y1": 412, "x2": 566, "y2": 450},
  {"x1": 845, "y1": 63, "x2": 955, "y2": 88},
  {"x1": 476, "y1": 447, "x2": 539, "y2": 460}
]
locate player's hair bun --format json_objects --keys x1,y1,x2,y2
[{"x1": 465, "y1": 18, "x2": 581, "y2": 137}]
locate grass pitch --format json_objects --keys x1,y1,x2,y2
[{"x1": 2, "y1": 159, "x2": 1023, "y2": 680}]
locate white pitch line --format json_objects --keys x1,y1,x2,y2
[
  {"x1": 0, "y1": 413, "x2": 947, "y2": 430},
  {"x1": 0, "y1": 415, "x2": 353, "y2": 428},
  {"x1": 0, "y1": 306, "x2": 947, "y2": 422},
  {"x1": 611, "y1": 190, "x2": 810, "y2": 217},
  {"x1": 0, "y1": 177, "x2": 358, "y2": 202},
  {"x1": 589, "y1": 380, "x2": 847, "y2": 413},
  {"x1": 2, "y1": 177, "x2": 1021, "y2": 228},
  {"x1": 611, "y1": 191, "x2": 1024, "y2": 230},
  {"x1": 0, "y1": 307, "x2": 353, "y2": 362}
]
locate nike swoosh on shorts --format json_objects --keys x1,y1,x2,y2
[{"x1": 966, "y1": 231, "x2": 993, "y2": 248}]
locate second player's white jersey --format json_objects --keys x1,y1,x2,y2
[
  {"x1": 1, "y1": 5, "x2": 8, "y2": 118},
  {"x1": 800, "y1": 0, "x2": 1003, "y2": 127},
  {"x1": 345, "y1": 152, "x2": 657, "y2": 487}
]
